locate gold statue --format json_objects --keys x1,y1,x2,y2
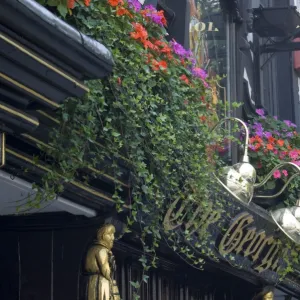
[
  {"x1": 253, "y1": 287, "x2": 274, "y2": 300},
  {"x1": 263, "y1": 292, "x2": 274, "y2": 300},
  {"x1": 84, "y1": 224, "x2": 120, "y2": 300}
]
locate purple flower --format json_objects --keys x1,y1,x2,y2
[
  {"x1": 170, "y1": 40, "x2": 189, "y2": 58},
  {"x1": 273, "y1": 130, "x2": 280, "y2": 136},
  {"x1": 256, "y1": 108, "x2": 265, "y2": 117},
  {"x1": 274, "y1": 116, "x2": 278, "y2": 120},
  {"x1": 293, "y1": 161, "x2": 300, "y2": 166},
  {"x1": 128, "y1": 0, "x2": 142, "y2": 11},
  {"x1": 253, "y1": 122, "x2": 264, "y2": 136},
  {"x1": 151, "y1": 14, "x2": 164, "y2": 25},
  {"x1": 255, "y1": 130, "x2": 263, "y2": 137},
  {"x1": 189, "y1": 56, "x2": 196, "y2": 67},
  {"x1": 192, "y1": 67, "x2": 208, "y2": 80},
  {"x1": 185, "y1": 49, "x2": 194, "y2": 58},
  {"x1": 253, "y1": 122, "x2": 263, "y2": 131},
  {"x1": 286, "y1": 132, "x2": 294, "y2": 138},
  {"x1": 249, "y1": 144, "x2": 256, "y2": 150},
  {"x1": 144, "y1": 4, "x2": 156, "y2": 10},
  {"x1": 284, "y1": 120, "x2": 297, "y2": 128},
  {"x1": 264, "y1": 131, "x2": 272, "y2": 138},
  {"x1": 171, "y1": 42, "x2": 186, "y2": 56}
]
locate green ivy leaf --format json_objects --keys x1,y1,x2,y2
[{"x1": 57, "y1": 3, "x2": 68, "y2": 17}]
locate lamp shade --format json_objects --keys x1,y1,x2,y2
[
  {"x1": 271, "y1": 206, "x2": 300, "y2": 245},
  {"x1": 212, "y1": 117, "x2": 256, "y2": 204},
  {"x1": 217, "y1": 162, "x2": 256, "y2": 204}
]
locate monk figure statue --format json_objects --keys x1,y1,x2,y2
[{"x1": 84, "y1": 224, "x2": 120, "y2": 300}]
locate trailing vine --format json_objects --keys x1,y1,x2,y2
[
  {"x1": 29, "y1": 0, "x2": 299, "y2": 296},
  {"x1": 30, "y1": 0, "x2": 225, "y2": 297}
]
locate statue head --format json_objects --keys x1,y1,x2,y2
[
  {"x1": 96, "y1": 224, "x2": 116, "y2": 250},
  {"x1": 253, "y1": 287, "x2": 274, "y2": 300},
  {"x1": 263, "y1": 292, "x2": 274, "y2": 300}
]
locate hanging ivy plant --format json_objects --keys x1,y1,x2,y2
[{"x1": 29, "y1": 0, "x2": 299, "y2": 297}]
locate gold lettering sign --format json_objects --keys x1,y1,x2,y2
[
  {"x1": 163, "y1": 197, "x2": 220, "y2": 237},
  {"x1": 218, "y1": 212, "x2": 285, "y2": 273},
  {"x1": 190, "y1": 22, "x2": 219, "y2": 33}
]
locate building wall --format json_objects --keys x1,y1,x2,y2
[
  {"x1": 0, "y1": 221, "x2": 257, "y2": 300},
  {"x1": 239, "y1": 0, "x2": 300, "y2": 126}
]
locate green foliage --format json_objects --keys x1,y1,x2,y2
[{"x1": 31, "y1": 0, "x2": 226, "y2": 296}]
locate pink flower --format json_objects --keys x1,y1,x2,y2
[
  {"x1": 282, "y1": 170, "x2": 288, "y2": 177},
  {"x1": 273, "y1": 149, "x2": 278, "y2": 155},
  {"x1": 202, "y1": 79, "x2": 209, "y2": 88},
  {"x1": 273, "y1": 170, "x2": 281, "y2": 179},
  {"x1": 293, "y1": 161, "x2": 300, "y2": 166},
  {"x1": 289, "y1": 150, "x2": 298, "y2": 160},
  {"x1": 256, "y1": 108, "x2": 265, "y2": 117}
]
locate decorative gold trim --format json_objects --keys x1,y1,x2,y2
[
  {"x1": 21, "y1": 134, "x2": 49, "y2": 149},
  {"x1": 0, "y1": 133, "x2": 6, "y2": 168},
  {"x1": 0, "y1": 103, "x2": 39, "y2": 126},
  {"x1": 88, "y1": 166, "x2": 129, "y2": 188},
  {"x1": 36, "y1": 110, "x2": 60, "y2": 124},
  {"x1": 0, "y1": 73, "x2": 59, "y2": 108},
  {"x1": 21, "y1": 133, "x2": 129, "y2": 188},
  {"x1": 6, "y1": 148, "x2": 116, "y2": 203},
  {"x1": 0, "y1": 33, "x2": 89, "y2": 92}
]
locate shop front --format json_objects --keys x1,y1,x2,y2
[{"x1": 0, "y1": 0, "x2": 300, "y2": 300}]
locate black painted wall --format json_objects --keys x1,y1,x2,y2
[{"x1": 0, "y1": 214, "x2": 257, "y2": 300}]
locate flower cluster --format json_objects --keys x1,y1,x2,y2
[
  {"x1": 67, "y1": 0, "x2": 91, "y2": 9},
  {"x1": 140, "y1": 5, "x2": 167, "y2": 27},
  {"x1": 105, "y1": 0, "x2": 209, "y2": 87},
  {"x1": 127, "y1": 0, "x2": 141, "y2": 11},
  {"x1": 248, "y1": 109, "x2": 300, "y2": 180}
]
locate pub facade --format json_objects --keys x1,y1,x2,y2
[{"x1": 0, "y1": 0, "x2": 300, "y2": 299}]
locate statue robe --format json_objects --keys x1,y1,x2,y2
[{"x1": 84, "y1": 244, "x2": 112, "y2": 300}]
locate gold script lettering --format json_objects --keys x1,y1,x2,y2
[
  {"x1": 254, "y1": 242, "x2": 280, "y2": 273},
  {"x1": 219, "y1": 212, "x2": 254, "y2": 255}
]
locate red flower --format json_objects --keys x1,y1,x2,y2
[
  {"x1": 268, "y1": 136, "x2": 275, "y2": 144},
  {"x1": 254, "y1": 136, "x2": 263, "y2": 144},
  {"x1": 277, "y1": 139, "x2": 285, "y2": 147},
  {"x1": 108, "y1": 0, "x2": 122, "y2": 7},
  {"x1": 143, "y1": 40, "x2": 157, "y2": 50},
  {"x1": 157, "y1": 10, "x2": 167, "y2": 26},
  {"x1": 67, "y1": 0, "x2": 75, "y2": 8},
  {"x1": 158, "y1": 60, "x2": 167, "y2": 69},
  {"x1": 145, "y1": 54, "x2": 153, "y2": 64},
  {"x1": 116, "y1": 7, "x2": 133, "y2": 17},
  {"x1": 199, "y1": 115, "x2": 207, "y2": 122},
  {"x1": 266, "y1": 143, "x2": 274, "y2": 150},
  {"x1": 84, "y1": 0, "x2": 91, "y2": 6},
  {"x1": 255, "y1": 143, "x2": 261, "y2": 151},
  {"x1": 180, "y1": 74, "x2": 189, "y2": 84},
  {"x1": 151, "y1": 59, "x2": 167, "y2": 71},
  {"x1": 130, "y1": 23, "x2": 148, "y2": 42}
]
